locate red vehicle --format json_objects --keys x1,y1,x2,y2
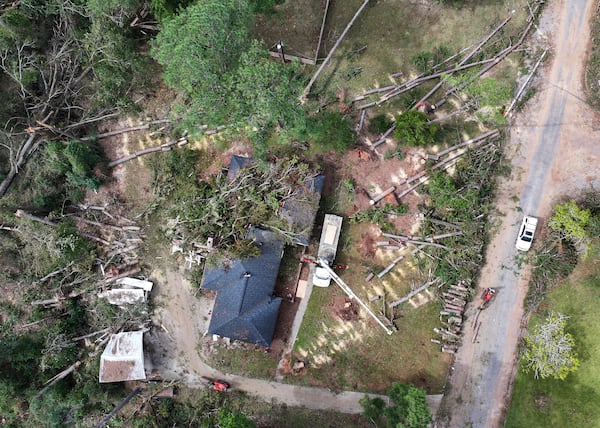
[
  {"x1": 210, "y1": 380, "x2": 230, "y2": 392},
  {"x1": 480, "y1": 288, "x2": 496, "y2": 310}
]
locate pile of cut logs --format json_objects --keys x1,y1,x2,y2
[{"x1": 433, "y1": 281, "x2": 470, "y2": 354}]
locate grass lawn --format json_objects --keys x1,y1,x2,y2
[
  {"x1": 292, "y1": 282, "x2": 450, "y2": 394},
  {"x1": 314, "y1": 0, "x2": 529, "y2": 100},
  {"x1": 290, "y1": 221, "x2": 451, "y2": 394},
  {"x1": 505, "y1": 242, "x2": 600, "y2": 427}
]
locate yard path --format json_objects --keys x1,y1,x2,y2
[{"x1": 436, "y1": 0, "x2": 600, "y2": 427}]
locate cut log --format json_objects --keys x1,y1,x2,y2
[
  {"x1": 369, "y1": 186, "x2": 396, "y2": 205},
  {"x1": 427, "y1": 129, "x2": 499, "y2": 160},
  {"x1": 365, "y1": 272, "x2": 375, "y2": 282},
  {"x1": 105, "y1": 268, "x2": 142, "y2": 283},
  {"x1": 357, "y1": 110, "x2": 366, "y2": 132},
  {"x1": 389, "y1": 280, "x2": 436, "y2": 308},
  {"x1": 450, "y1": 284, "x2": 470, "y2": 292},
  {"x1": 377, "y1": 255, "x2": 404, "y2": 279},
  {"x1": 372, "y1": 124, "x2": 397, "y2": 148},
  {"x1": 443, "y1": 307, "x2": 463, "y2": 315}
]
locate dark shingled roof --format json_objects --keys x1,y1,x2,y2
[
  {"x1": 227, "y1": 155, "x2": 253, "y2": 180},
  {"x1": 202, "y1": 228, "x2": 283, "y2": 347},
  {"x1": 280, "y1": 175, "x2": 325, "y2": 246}
]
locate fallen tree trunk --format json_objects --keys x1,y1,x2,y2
[
  {"x1": 108, "y1": 138, "x2": 187, "y2": 168},
  {"x1": 81, "y1": 119, "x2": 171, "y2": 141},
  {"x1": 15, "y1": 210, "x2": 110, "y2": 245},
  {"x1": 428, "y1": 129, "x2": 499, "y2": 160},
  {"x1": 0, "y1": 134, "x2": 39, "y2": 199},
  {"x1": 504, "y1": 48, "x2": 548, "y2": 117},
  {"x1": 302, "y1": 0, "x2": 371, "y2": 100},
  {"x1": 389, "y1": 280, "x2": 436, "y2": 308}
]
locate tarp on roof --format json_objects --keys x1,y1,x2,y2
[
  {"x1": 99, "y1": 331, "x2": 146, "y2": 383},
  {"x1": 202, "y1": 228, "x2": 283, "y2": 347}
]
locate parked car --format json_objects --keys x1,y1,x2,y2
[
  {"x1": 313, "y1": 263, "x2": 332, "y2": 287},
  {"x1": 515, "y1": 215, "x2": 538, "y2": 251}
]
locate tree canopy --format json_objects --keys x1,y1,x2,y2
[
  {"x1": 549, "y1": 200, "x2": 591, "y2": 244},
  {"x1": 522, "y1": 312, "x2": 579, "y2": 380},
  {"x1": 151, "y1": 0, "x2": 252, "y2": 126}
]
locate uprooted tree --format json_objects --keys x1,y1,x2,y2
[{"x1": 521, "y1": 312, "x2": 579, "y2": 380}]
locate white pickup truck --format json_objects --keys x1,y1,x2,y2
[{"x1": 515, "y1": 215, "x2": 538, "y2": 251}]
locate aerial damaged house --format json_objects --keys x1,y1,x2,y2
[
  {"x1": 201, "y1": 228, "x2": 284, "y2": 347},
  {"x1": 280, "y1": 174, "x2": 325, "y2": 246},
  {"x1": 226, "y1": 155, "x2": 324, "y2": 246}
]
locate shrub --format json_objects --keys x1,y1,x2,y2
[
  {"x1": 306, "y1": 111, "x2": 355, "y2": 152},
  {"x1": 367, "y1": 114, "x2": 394, "y2": 135},
  {"x1": 393, "y1": 110, "x2": 438, "y2": 147}
]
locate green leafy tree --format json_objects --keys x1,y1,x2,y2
[
  {"x1": 522, "y1": 312, "x2": 579, "y2": 380},
  {"x1": 231, "y1": 40, "x2": 305, "y2": 133},
  {"x1": 368, "y1": 113, "x2": 394, "y2": 135},
  {"x1": 150, "y1": 0, "x2": 195, "y2": 21},
  {"x1": 549, "y1": 200, "x2": 591, "y2": 243},
  {"x1": 151, "y1": 0, "x2": 252, "y2": 126},
  {"x1": 360, "y1": 382, "x2": 431, "y2": 428},
  {"x1": 250, "y1": 0, "x2": 285, "y2": 14},
  {"x1": 393, "y1": 110, "x2": 438, "y2": 147}
]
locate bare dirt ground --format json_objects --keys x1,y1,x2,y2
[{"x1": 437, "y1": 1, "x2": 600, "y2": 427}]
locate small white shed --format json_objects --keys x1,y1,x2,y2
[{"x1": 99, "y1": 331, "x2": 146, "y2": 383}]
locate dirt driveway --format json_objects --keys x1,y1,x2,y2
[{"x1": 437, "y1": 0, "x2": 600, "y2": 427}]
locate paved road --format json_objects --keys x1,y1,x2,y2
[{"x1": 437, "y1": 0, "x2": 600, "y2": 427}]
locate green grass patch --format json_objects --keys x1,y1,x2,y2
[
  {"x1": 204, "y1": 343, "x2": 279, "y2": 379},
  {"x1": 506, "y1": 241, "x2": 600, "y2": 427},
  {"x1": 314, "y1": 0, "x2": 528, "y2": 97}
]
